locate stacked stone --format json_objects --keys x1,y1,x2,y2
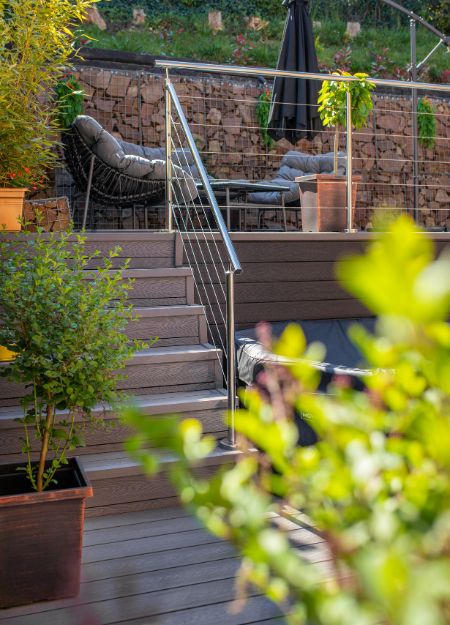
[{"x1": 73, "y1": 65, "x2": 450, "y2": 229}]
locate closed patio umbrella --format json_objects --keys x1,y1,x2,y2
[{"x1": 268, "y1": 0, "x2": 322, "y2": 142}]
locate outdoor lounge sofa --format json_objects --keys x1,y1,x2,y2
[
  {"x1": 246, "y1": 151, "x2": 347, "y2": 207},
  {"x1": 236, "y1": 317, "x2": 376, "y2": 392},
  {"x1": 236, "y1": 317, "x2": 377, "y2": 446}
]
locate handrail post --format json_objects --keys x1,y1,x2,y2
[
  {"x1": 165, "y1": 74, "x2": 173, "y2": 232},
  {"x1": 221, "y1": 266, "x2": 237, "y2": 450},
  {"x1": 410, "y1": 18, "x2": 419, "y2": 221},
  {"x1": 345, "y1": 89, "x2": 355, "y2": 232}
]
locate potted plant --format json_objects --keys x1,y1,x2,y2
[
  {"x1": 0, "y1": 0, "x2": 97, "y2": 230},
  {"x1": 297, "y1": 72, "x2": 375, "y2": 232},
  {"x1": 0, "y1": 227, "x2": 139, "y2": 608}
]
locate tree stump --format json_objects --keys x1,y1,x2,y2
[
  {"x1": 346, "y1": 22, "x2": 361, "y2": 38},
  {"x1": 85, "y1": 6, "x2": 107, "y2": 31},
  {"x1": 208, "y1": 11, "x2": 223, "y2": 32}
]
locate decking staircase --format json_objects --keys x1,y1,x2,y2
[{"x1": 0, "y1": 232, "x2": 232, "y2": 516}]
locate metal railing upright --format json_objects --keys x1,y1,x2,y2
[{"x1": 164, "y1": 72, "x2": 242, "y2": 449}]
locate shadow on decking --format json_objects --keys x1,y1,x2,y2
[{"x1": 0, "y1": 505, "x2": 332, "y2": 625}]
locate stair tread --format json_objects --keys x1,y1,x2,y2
[
  {"x1": 132, "y1": 305, "x2": 205, "y2": 317},
  {"x1": 122, "y1": 268, "x2": 192, "y2": 278},
  {"x1": 129, "y1": 344, "x2": 221, "y2": 364},
  {"x1": 81, "y1": 446, "x2": 238, "y2": 477},
  {"x1": 0, "y1": 388, "x2": 227, "y2": 424}
]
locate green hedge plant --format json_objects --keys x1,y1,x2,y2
[
  {"x1": 417, "y1": 96, "x2": 437, "y2": 149},
  {"x1": 0, "y1": 0, "x2": 98, "y2": 189},
  {"x1": 124, "y1": 215, "x2": 450, "y2": 625},
  {"x1": 0, "y1": 228, "x2": 141, "y2": 492}
]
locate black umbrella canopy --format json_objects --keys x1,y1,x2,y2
[{"x1": 268, "y1": 0, "x2": 323, "y2": 143}]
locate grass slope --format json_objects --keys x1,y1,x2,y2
[{"x1": 81, "y1": 14, "x2": 450, "y2": 81}]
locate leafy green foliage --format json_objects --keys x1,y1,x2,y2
[
  {"x1": 417, "y1": 96, "x2": 437, "y2": 149},
  {"x1": 256, "y1": 89, "x2": 275, "y2": 149},
  {"x1": 0, "y1": 0, "x2": 98, "y2": 188},
  {"x1": 124, "y1": 216, "x2": 450, "y2": 625},
  {"x1": 0, "y1": 228, "x2": 142, "y2": 491},
  {"x1": 318, "y1": 72, "x2": 375, "y2": 130},
  {"x1": 55, "y1": 75, "x2": 85, "y2": 130},
  {"x1": 318, "y1": 72, "x2": 375, "y2": 174}
]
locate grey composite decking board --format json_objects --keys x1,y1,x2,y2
[
  {"x1": 127, "y1": 305, "x2": 207, "y2": 344},
  {"x1": 0, "y1": 506, "x2": 332, "y2": 625},
  {"x1": 84, "y1": 506, "x2": 191, "y2": 531},
  {"x1": 183, "y1": 239, "x2": 367, "y2": 265},
  {"x1": 0, "y1": 411, "x2": 227, "y2": 461},
  {"x1": 198, "y1": 280, "x2": 353, "y2": 304},
  {"x1": 196, "y1": 261, "x2": 346, "y2": 284},
  {"x1": 0, "y1": 388, "x2": 228, "y2": 427}
]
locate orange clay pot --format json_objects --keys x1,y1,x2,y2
[{"x1": 0, "y1": 188, "x2": 26, "y2": 231}]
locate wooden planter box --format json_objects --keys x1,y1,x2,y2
[
  {"x1": 296, "y1": 174, "x2": 361, "y2": 232},
  {"x1": 0, "y1": 457, "x2": 93, "y2": 608}
]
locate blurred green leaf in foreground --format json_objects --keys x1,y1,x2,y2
[{"x1": 124, "y1": 216, "x2": 450, "y2": 625}]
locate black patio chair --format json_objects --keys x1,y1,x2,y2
[{"x1": 62, "y1": 115, "x2": 197, "y2": 229}]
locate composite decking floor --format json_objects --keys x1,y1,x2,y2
[{"x1": 0, "y1": 506, "x2": 332, "y2": 625}]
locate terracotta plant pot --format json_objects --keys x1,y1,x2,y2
[
  {"x1": 0, "y1": 188, "x2": 27, "y2": 231},
  {"x1": 0, "y1": 457, "x2": 93, "y2": 608},
  {"x1": 0, "y1": 346, "x2": 17, "y2": 362},
  {"x1": 297, "y1": 174, "x2": 361, "y2": 232}
]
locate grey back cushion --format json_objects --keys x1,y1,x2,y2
[
  {"x1": 73, "y1": 115, "x2": 198, "y2": 200},
  {"x1": 247, "y1": 151, "x2": 346, "y2": 205}
]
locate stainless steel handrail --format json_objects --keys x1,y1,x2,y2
[
  {"x1": 155, "y1": 59, "x2": 450, "y2": 93},
  {"x1": 165, "y1": 79, "x2": 242, "y2": 275},
  {"x1": 165, "y1": 76, "x2": 241, "y2": 448}
]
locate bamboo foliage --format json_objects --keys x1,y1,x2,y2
[{"x1": 0, "y1": 0, "x2": 98, "y2": 187}]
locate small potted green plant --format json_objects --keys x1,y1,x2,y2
[
  {"x1": 298, "y1": 72, "x2": 375, "y2": 231},
  {"x1": 0, "y1": 0, "x2": 97, "y2": 230},
  {"x1": 0, "y1": 227, "x2": 140, "y2": 608}
]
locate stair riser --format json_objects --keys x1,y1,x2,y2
[
  {"x1": 126, "y1": 275, "x2": 194, "y2": 307},
  {"x1": 85, "y1": 461, "x2": 234, "y2": 517},
  {"x1": 0, "y1": 408, "x2": 227, "y2": 463},
  {"x1": 0, "y1": 358, "x2": 218, "y2": 408},
  {"x1": 118, "y1": 359, "x2": 223, "y2": 394},
  {"x1": 127, "y1": 314, "x2": 207, "y2": 345},
  {"x1": 84, "y1": 239, "x2": 175, "y2": 270}
]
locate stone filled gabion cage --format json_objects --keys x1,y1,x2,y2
[{"x1": 54, "y1": 54, "x2": 450, "y2": 230}]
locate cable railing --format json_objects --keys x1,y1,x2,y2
[
  {"x1": 156, "y1": 59, "x2": 450, "y2": 231},
  {"x1": 164, "y1": 74, "x2": 241, "y2": 449}
]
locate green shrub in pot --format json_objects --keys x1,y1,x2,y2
[
  {"x1": 0, "y1": 228, "x2": 140, "y2": 492},
  {"x1": 318, "y1": 71, "x2": 375, "y2": 174}
]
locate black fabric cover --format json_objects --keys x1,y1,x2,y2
[
  {"x1": 236, "y1": 318, "x2": 376, "y2": 391},
  {"x1": 268, "y1": 0, "x2": 323, "y2": 142}
]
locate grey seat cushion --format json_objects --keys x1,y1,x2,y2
[
  {"x1": 236, "y1": 317, "x2": 376, "y2": 390},
  {"x1": 73, "y1": 116, "x2": 198, "y2": 201},
  {"x1": 247, "y1": 151, "x2": 347, "y2": 206}
]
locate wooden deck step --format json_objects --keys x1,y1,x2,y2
[
  {"x1": 119, "y1": 268, "x2": 195, "y2": 307},
  {"x1": 0, "y1": 344, "x2": 223, "y2": 406},
  {"x1": 119, "y1": 344, "x2": 223, "y2": 396},
  {"x1": 83, "y1": 231, "x2": 179, "y2": 269},
  {"x1": 128, "y1": 304, "x2": 207, "y2": 345},
  {"x1": 0, "y1": 389, "x2": 228, "y2": 463},
  {"x1": 81, "y1": 447, "x2": 237, "y2": 517}
]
